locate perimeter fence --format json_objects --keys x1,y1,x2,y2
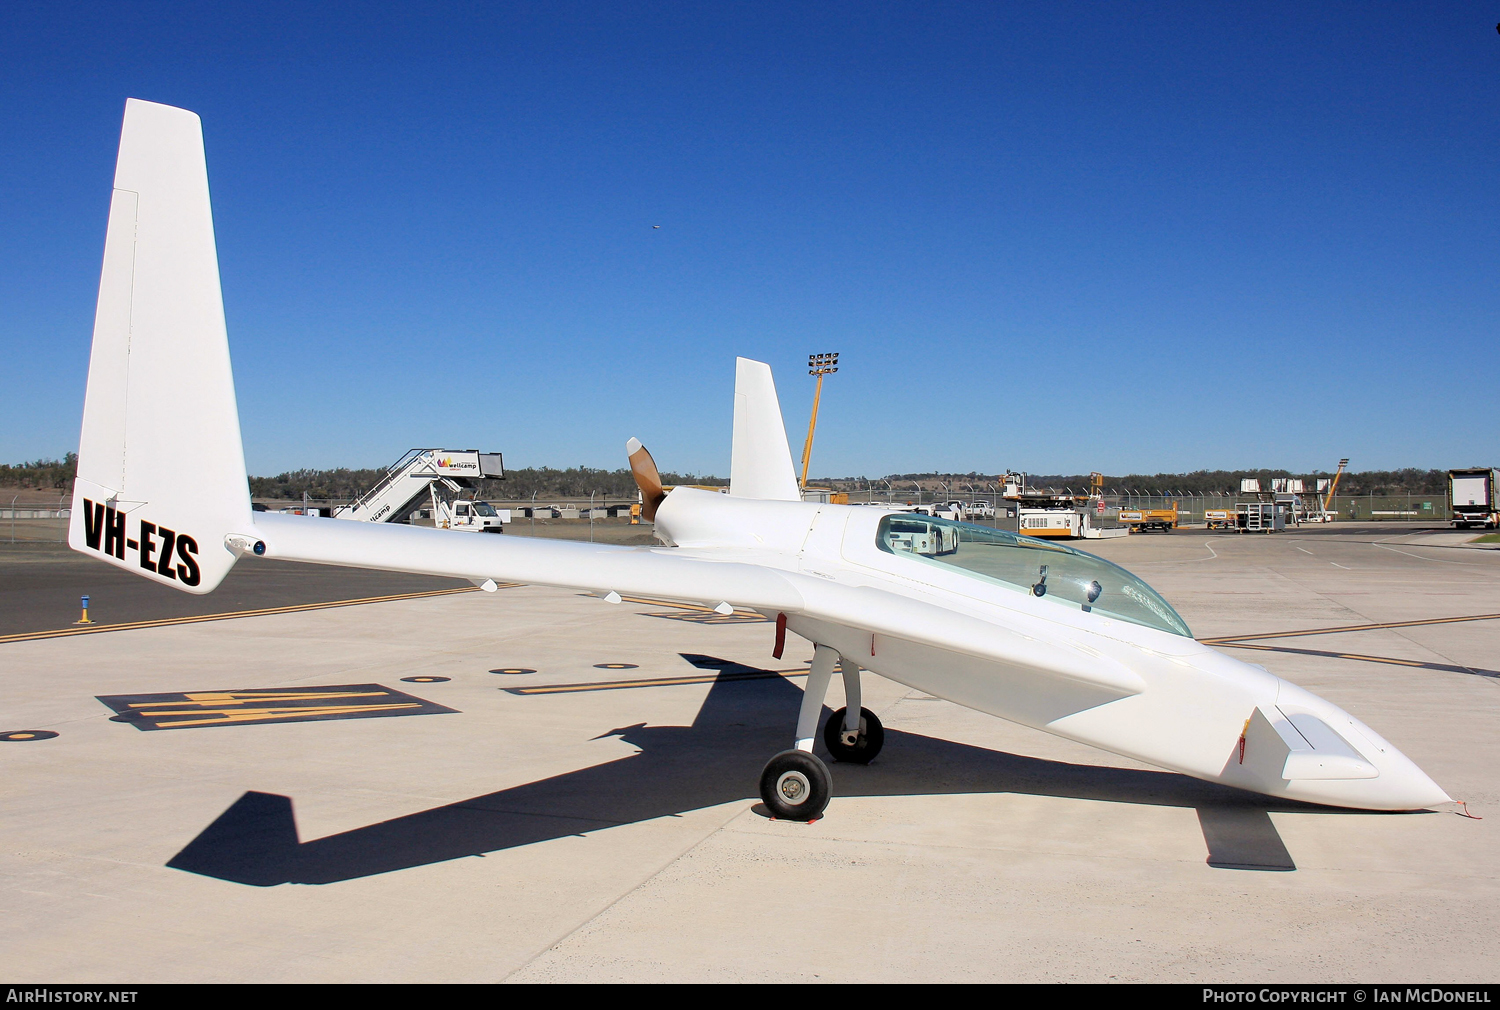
[
  {"x1": 0, "y1": 490, "x2": 1461, "y2": 544},
  {"x1": 1, "y1": 496, "x2": 70, "y2": 543},
  {"x1": 835, "y1": 488, "x2": 1453, "y2": 524}
]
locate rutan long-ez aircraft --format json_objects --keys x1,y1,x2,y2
[{"x1": 71, "y1": 100, "x2": 1449, "y2": 821}]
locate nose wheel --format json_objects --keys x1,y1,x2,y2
[
  {"x1": 822, "y1": 706, "x2": 884, "y2": 764},
  {"x1": 759, "y1": 749, "x2": 832, "y2": 820}
]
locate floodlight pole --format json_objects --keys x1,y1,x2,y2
[
  {"x1": 1324, "y1": 458, "x2": 1350, "y2": 513},
  {"x1": 799, "y1": 352, "x2": 839, "y2": 492}
]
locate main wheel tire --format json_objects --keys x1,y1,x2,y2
[
  {"x1": 822, "y1": 706, "x2": 885, "y2": 764},
  {"x1": 759, "y1": 749, "x2": 832, "y2": 820}
]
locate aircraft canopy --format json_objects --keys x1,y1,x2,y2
[{"x1": 877, "y1": 515, "x2": 1192, "y2": 637}]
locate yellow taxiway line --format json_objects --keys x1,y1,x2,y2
[
  {"x1": 505, "y1": 666, "x2": 811, "y2": 696},
  {"x1": 0, "y1": 586, "x2": 727, "y2": 648},
  {"x1": 0, "y1": 586, "x2": 501, "y2": 645},
  {"x1": 1198, "y1": 612, "x2": 1500, "y2": 646},
  {"x1": 617, "y1": 595, "x2": 767, "y2": 619}
]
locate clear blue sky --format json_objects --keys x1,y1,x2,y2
[{"x1": 2, "y1": 3, "x2": 1496, "y2": 478}]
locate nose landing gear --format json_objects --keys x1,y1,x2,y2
[{"x1": 823, "y1": 706, "x2": 884, "y2": 764}]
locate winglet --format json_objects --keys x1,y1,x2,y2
[
  {"x1": 729, "y1": 358, "x2": 800, "y2": 501},
  {"x1": 68, "y1": 99, "x2": 253, "y2": 593}
]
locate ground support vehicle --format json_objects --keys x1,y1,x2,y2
[
  {"x1": 335, "y1": 448, "x2": 507, "y2": 532},
  {"x1": 1118, "y1": 504, "x2": 1178, "y2": 533},
  {"x1": 1019, "y1": 506, "x2": 1082, "y2": 538},
  {"x1": 918, "y1": 503, "x2": 963, "y2": 521},
  {"x1": 1237, "y1": 502, "x2": 1286, "y2": 533},
  {"x1": 1449, "y1": 469, "x2": 1499, "y2": 530},
  {"x1": 436, "y1": 499, "x2": 508, "y2": 532},
  {"x1": 1204, "y1": 509, "x2": 1235, "y2": 530},
  {"x1": 1006, "y1": 475, "x2": 1094, "y2": 539},
  {"x1": 941, "y1": 500, "x2": 993, "y2": 521},
  {"x1": 1019, "y1": 506, "x2": 1127, "y2": 540}
]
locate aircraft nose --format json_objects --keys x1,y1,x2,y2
[{"x1": 1274, "y1": 681, "x2": 1451, "y2": 811}]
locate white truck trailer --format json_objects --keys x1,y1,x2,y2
[{"x1": 1449, "y1": 468, "x2": 1499, "y2": 530}]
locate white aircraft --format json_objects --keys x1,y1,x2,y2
[{"x1": 70, "y1": 99, "x2": 1449, "y2": 821}]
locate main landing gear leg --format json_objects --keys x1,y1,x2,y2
[
  {"x1": 795, "y1": 644, "x2": 838, "y2": 753},
  {"x1": 759, "y1": 644, "x2": 837, "y2": 820},
  {"x1": 823, "y1": 658, "x2": 885, "y2": 764},
  {"x1": 839, "y1": 658, "x2": 862, "y2": 744}
]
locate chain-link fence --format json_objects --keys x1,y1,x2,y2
[
  {"x1": 1097, "y1": 493, "x2": 1448, "y2": 524},
  {"x1": 1327, "y1": 494, "x2": 1447, "y2": 522},
  {"x1": 836, "y1": 487, "x2": 1454, "y2": 525},
  {"x1": 2, "y1": 497, "x2": 70, "y2": 543},
  {"x1": 0, "y1": 489, "x2": 1460, "y2": 544}
]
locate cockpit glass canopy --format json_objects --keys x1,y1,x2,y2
[{"x1": 876, "y1": 514, "x2": 1191, "y2": 637}]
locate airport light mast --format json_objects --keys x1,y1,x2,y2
[
  {"x1": 799, "y1": 352, "x2": 838, "y2": 491},
  {"x1": 1324, "y1": 458, "x2": 1350, "y2": 512}
]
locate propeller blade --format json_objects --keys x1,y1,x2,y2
[{"x1": 626, "y1": 437, "x2": 667, "y2": 521}]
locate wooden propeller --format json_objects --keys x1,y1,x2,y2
[{"x1": 626, "y1": 437, "x2": 668, "y2": 521}]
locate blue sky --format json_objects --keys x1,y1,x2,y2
[{"x1": 2, "y1": 3, "x2": 1496, "y2": 478}]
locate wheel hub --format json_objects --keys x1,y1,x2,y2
[{"x1": 776, "y1": 770, "x2": 810, "y2": 805}]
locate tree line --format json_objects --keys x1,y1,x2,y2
[
  {"x1": 0, "y1": 454, "x2": 1464, "y2": 500},
  {"x1": 822, "y1": 468, "x2": 1454, "y2": 497},
  {"x1": 0, "y1": 453, "x2": 77, "y2": 490},
  {"x1": 250, "y1": 465, "x2": 728, "y2": 501}
]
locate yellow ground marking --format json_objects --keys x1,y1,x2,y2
[
  {"x1": 508, "y1": 667, "x2": 811, "y2": 695},
  {"x1": 133, "y1": 702, "x2": 421, "y2": 728},
  {"x1": 126, "y1": 690, "x2": 391, "y2": 708},
  {"x1": 0, "y1": 585, "x2": 515, "y2": 645},
  {"x1": 1217, "y1": 642, "x2": 1432, "y2": 667},
  {"x1": 1198, "y1": 612, "x2": 1500, "y2": 646},
  {"x1": 617, "y1": 595, "x2": 766, "y2": 619}
]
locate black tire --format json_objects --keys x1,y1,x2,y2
[
  {"x1": 822, "y1": 707, "x2": 885, "y2": 764},
  {"x1": 759, "y1": 749, "x2": 832, "y2": 820}
]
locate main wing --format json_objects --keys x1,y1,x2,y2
[
  {"x1": 251, "y1": 515, "x2": 1136, "y2": 700},
  {"x1": 252, "y1": 511, "x2": 804, "y2": 613}
]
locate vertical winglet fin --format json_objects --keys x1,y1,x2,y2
[
  {"x1": 68, "y1": 99, "x2": 251, "y2": 594},
  {"x1": 729, "y1": 358, "x2": 800, "y2": 501}
]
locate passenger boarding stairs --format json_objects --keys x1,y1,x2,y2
[{"x1": 335, "y1": 449, "x2": 504, "y2": 524}]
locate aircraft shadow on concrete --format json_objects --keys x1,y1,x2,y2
[{"x1": 169, "y1": 655, "x2": 1348, "y2": 886}]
